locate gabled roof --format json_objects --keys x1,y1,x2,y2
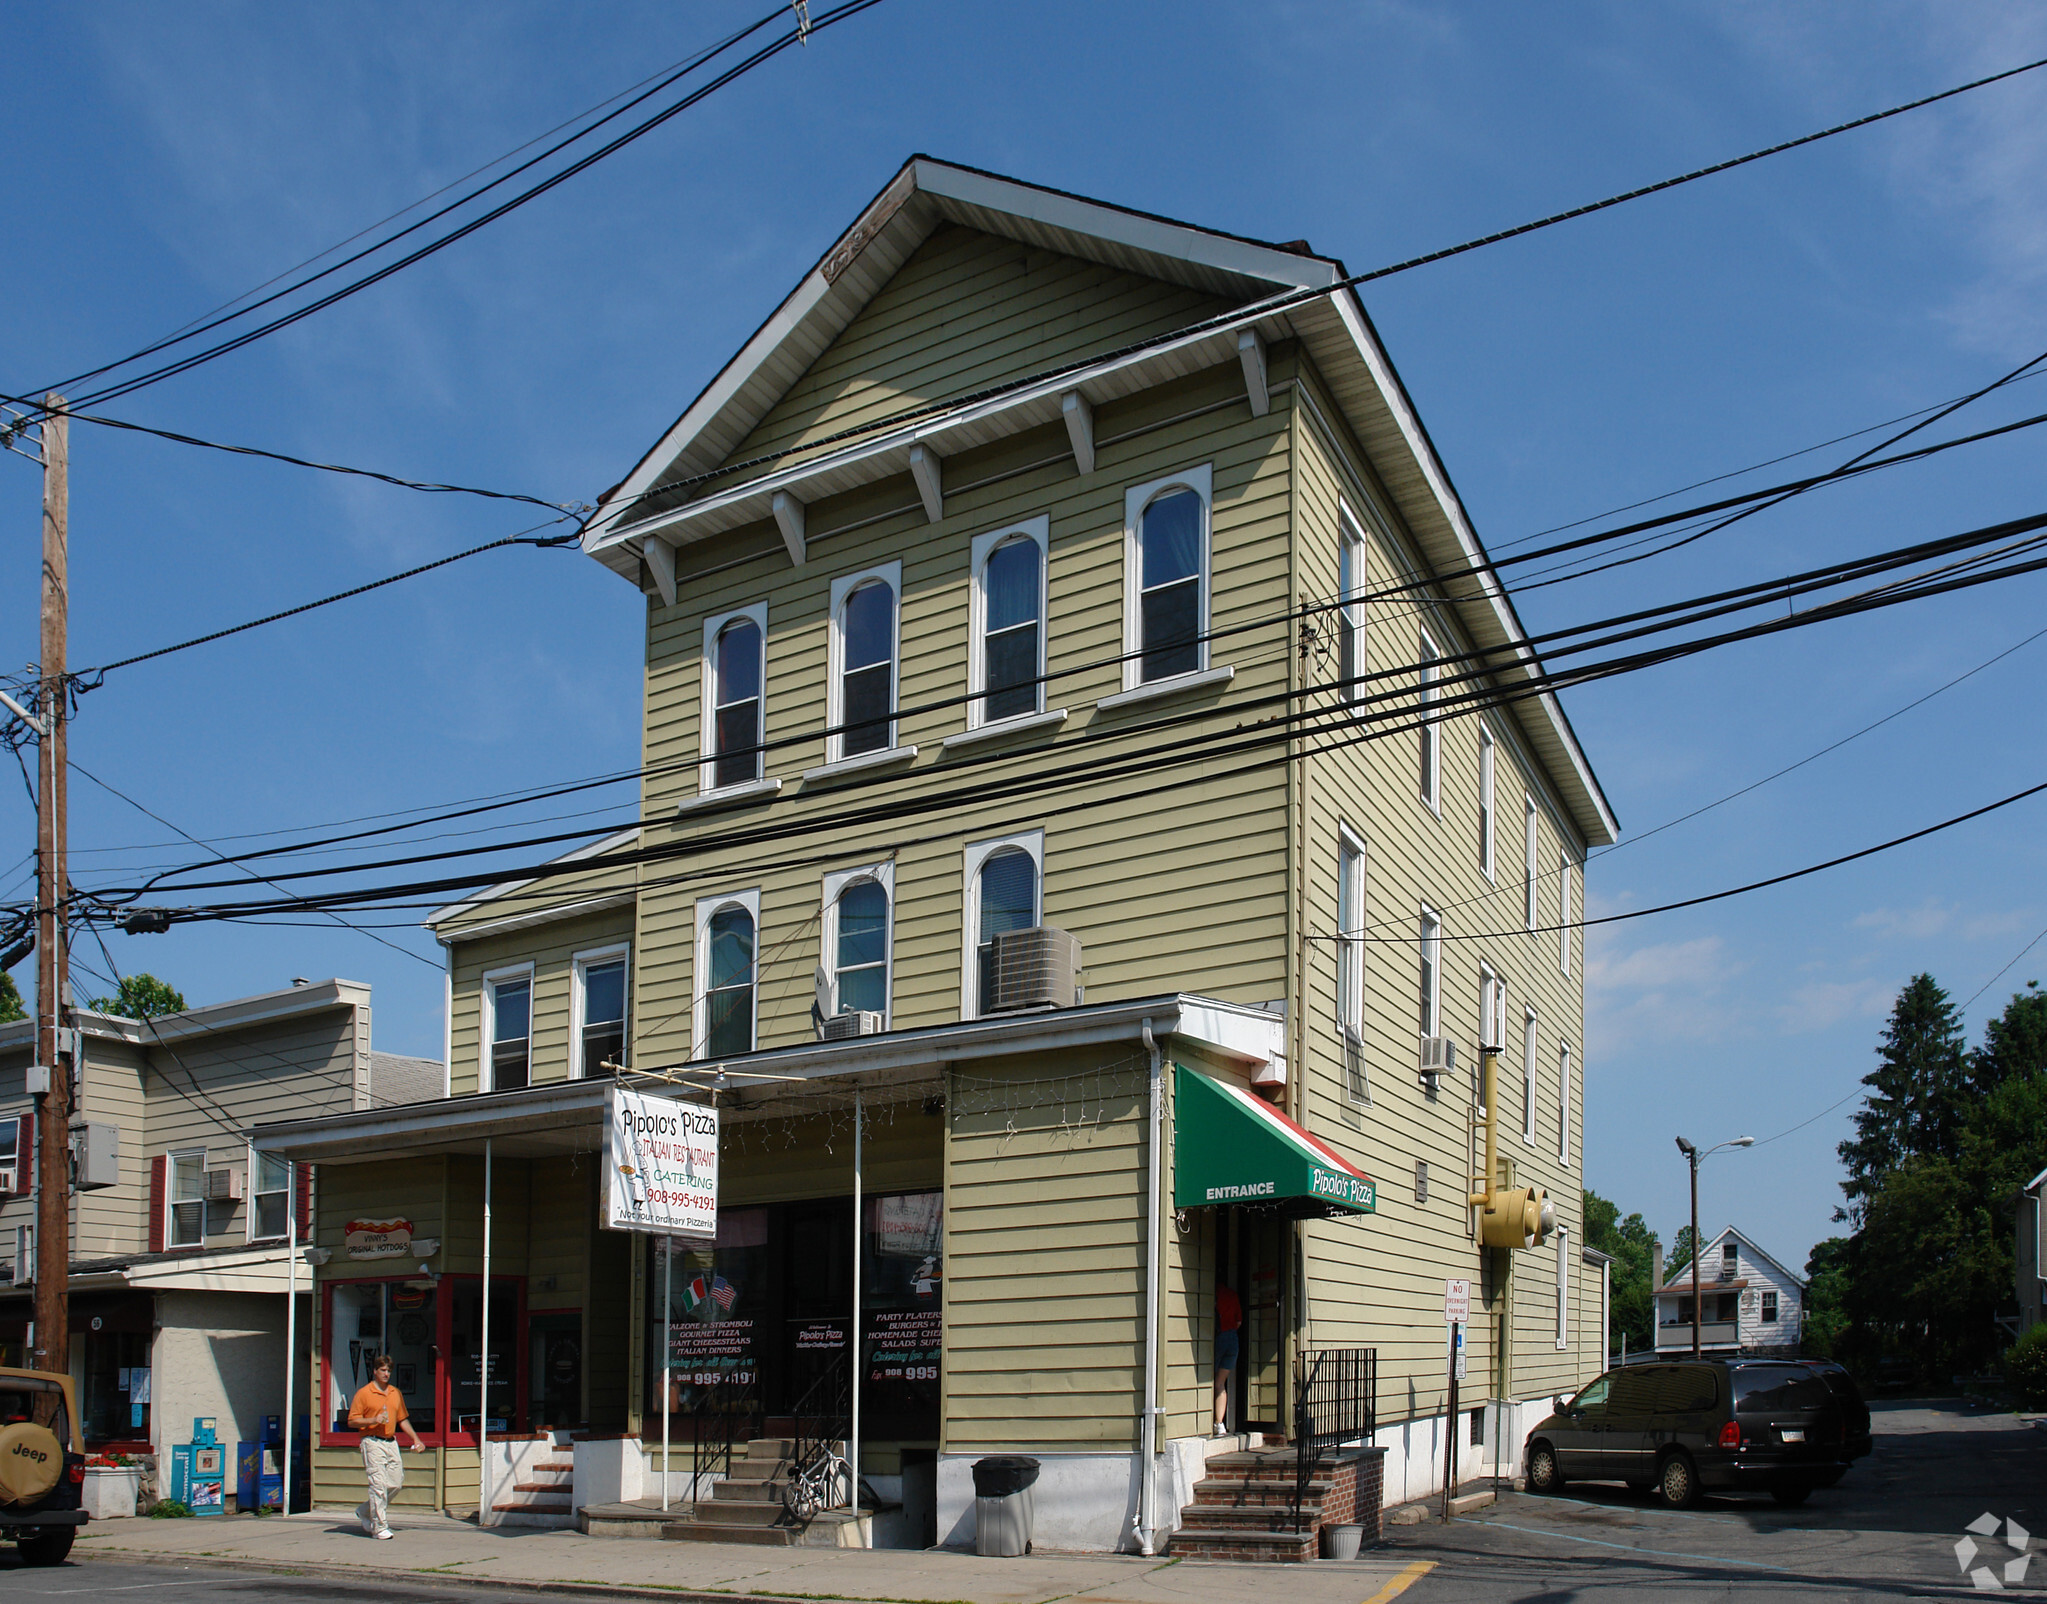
[
  {"x1": 423, "y1": 827, "x2": 640, "y2": 939},
  {"x1": 584, "y1": 156, "x2": 1616, "y2": 846},
  {"x1": 1657, "y1": 1225, "x2": 1807, "y2": 1293}
]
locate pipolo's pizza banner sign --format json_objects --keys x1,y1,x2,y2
[
  {"x1": 604, "y1": 1086, "x2": 718, "y2": 1237},
  {"x1": 345, "y1": 1218, "x2": 414, "y2": 1259}
]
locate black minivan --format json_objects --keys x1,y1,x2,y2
[{"x1": 1523, "y1": 1360, "x2": 1861, "y2": 1508}]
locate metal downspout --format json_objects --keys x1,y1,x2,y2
[{"x1": 1136, "y1": 1020, "x2": 1163, "y2": 1556}]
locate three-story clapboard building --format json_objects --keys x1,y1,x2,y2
[{"x1": 256, "y1": 158, "x2": 1618, "y2": 1551}]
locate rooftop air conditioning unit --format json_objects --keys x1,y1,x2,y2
[
  {"x1": 989, "y1": 926, "x2": 1082, "y2": 1013},
  {"x1": 203, "y1": 1167, "x2": 243, "y2": 1203},
  {"x1": 1418, "y1": 1034, "x2": 1456, "y2": 1093},
  {"x1": 822, "y1": 1010, "x2": 885, "y2": 1041}
]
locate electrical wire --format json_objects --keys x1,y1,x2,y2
[{"x1": 1959, "y1": 926, "x2": 2047, "y2": 1014}]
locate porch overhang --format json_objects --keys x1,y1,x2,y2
[{"x1": 251, "y1": 992, "x2": 1285, "y2": 1166}]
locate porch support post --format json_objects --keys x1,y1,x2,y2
[
  {"x1": 661, "y1": 1237, "x2": 672, "y2": 1512},
  {"x1": 283, "y1": 1161, "x2": 297, "y2": 1516},
  {"x1": 850, "y1": 1090, "x2": 862, "y2": 1526},
  {"x1": 478, "y1": 1138, "x2": 493, "y2": 1524}
]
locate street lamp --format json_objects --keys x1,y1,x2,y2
[{"x1": 1673, "y1": 1135, "x2": 1755, "y2": 1357}]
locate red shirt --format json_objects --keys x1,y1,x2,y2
[{"x1": 1217, "y1": 1285, "x2": 1243, "y2": 1332}]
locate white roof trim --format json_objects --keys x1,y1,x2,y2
[
  {"x1": 0, "y1": 978, "x2": 366, "y2": 1051},
  {"x1": 424, "y1": 827, "x2": 640, "y2": 933}
]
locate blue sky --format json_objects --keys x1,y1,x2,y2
[{"x1": 4, "y1": 1, "x2": 2045, "y2": 1274}]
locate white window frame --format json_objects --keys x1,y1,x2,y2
[
  {"x1": 1761, "y1": 1289, "x2": 1779, "y2": 1324},
  {"x1": 1524, "y1": 797, "x2": 1540, "y2": 931},
  {"x1": 246, "y1": 1144, "x2": 293, "y2": 1243},
  {"x1": 1337, "y1": 505, "x2": 1367, "y2": 710},
  {"x1": 168, "y1": 1147, "x2": 207, "y2": 1249},
  {"x1": 694, "y1": 887, "x2": 763, "y2": 1059},
  {"x1": 821, "y1": 861, "x2": 896, "y2": 1027},
  {"x1": 1478, "y1": 723, "x2": 1496, "y2": 882},
  {"x1": 1121, "y1": 463, "x2": 1213, "y2": 691},
  {"x1": 961, "y1": 829, "x2": 1045, "y2": 1019},
  {"x1": 827, "y1": 562, "x2": 903, "y2": 763},
  {"x1": 1558, "y1": 1042, "x2": 1573, "y2": 1164},
  {"x1": 1555, "y1": 1224, "x2": 1570, "y2": 1351},
  {"x1": 1559, "y1": 851, "x2": 1574, "y2": 974},
  {"x1": 571, "y1": 942, "x2": 632, "y2": 1079},
  {"x1": 1337, "y1": 826, "x2": 1367, "y2": 1105},
  {"x1": 1522, "y1": 1007, "x2": 1539, "y2": 1146},
  {"x1": 1419, "y1": 905, "x2": 1442, "y2": 1041},
  {"x1": 968, "y1": 517, "x2": 1050, "y2": 730},
  {"x1": 479, "y1": 961, "x2": 536, "y2": 1093},
  {"x1": 1418, "y1": 629, "x2": 1441, "y2": 814},
  {"x1": 699, "y1": 602, "x2": 769, "y2": 796}
]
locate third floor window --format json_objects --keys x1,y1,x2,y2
[
  {"x1": 831, "y1": 566, "x2": 900, "y2": 760},
  {"x1": 975, "y1": 529, "x2": 1045, "y2": 724},
  {"x1": 710, "y1": 614, "x2": 763, "y2": 790}
]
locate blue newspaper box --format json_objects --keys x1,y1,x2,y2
[
  {"x1": 236, "y1": 1415, "x2": 310, "y2": 1512},
  {"x1": 170, "y1": 1418, "x2": 227, "y2": 1516}
]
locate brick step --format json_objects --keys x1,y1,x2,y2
[
  {"x1": 511, "y1": 1481, "x2": 574, "y2": 1494},
  {"x1": 663, "y1": 1520, "x2": 798, "y2": 1547},
  {"x1": 494, "y1": 1498, "x2": 572, "y2": 1512},
  {"x1": 1191, "y1": 1475, "x2": 1333, "y2": 1500},
  {"x1": 1167, "y1": 1526, "x2": 1318, "y2": 1563},
  {"x1": 532, "y1": 1462, "x2": 574, "y2": 1474},
  {"x1": 1177, "y1": 1503, "x2": 1323, "y2": 1533},
  {"x1": 1188, "y1": 1491, "x2": 1331, "y2": 1515}
]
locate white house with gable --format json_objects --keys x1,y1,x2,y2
[{"x1": 1653, "y1": 1227, "x2": 1805, "y2": 1358}]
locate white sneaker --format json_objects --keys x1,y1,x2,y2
[
  {"x1": 1212, "y1": 1424, "x2": 1227, "y2": 1438},
  {"x1": 374, "y1": 1529, "x2": 395, "y2": 1541}
]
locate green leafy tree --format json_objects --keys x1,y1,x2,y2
[
  {"x1": 1669, "y1": 1224, "x2": 1698, "y2": 1284},
  {"x1": 1850, "y1": 1154, "x2": 2007, "y2": 1377},
  {"x1": 1802, "y1": 1237, "x2": 1853, "y2": 1361},
  {"x1": 88, "y1": 973, "x2": 185, "y2": 1020},
  {"x1": 1838, "y1": 973, "x2": 1968, "y2": 1215},
  {"x1": 0, "y1": 969, "x2": 22, "y2": 1024},
  {"x1": 1972, "y1": 980, "x2": 2047, "y2": 1096},
  {"x1": 1584, "y1": 1188, "x2": 1661, "y2": 1353}
]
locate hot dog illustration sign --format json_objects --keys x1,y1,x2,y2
[{"x1": 603, "y1": 1087, "x2": 718, "y2": 1238}]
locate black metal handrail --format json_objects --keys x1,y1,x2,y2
[
  {"x1": 782, "y1": 1351, "x2": 852, "y2": 1525},
  {"x1": 1292, "y1": 1347, "x2": 1376, "y2": 1530}
]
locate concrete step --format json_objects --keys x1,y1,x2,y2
[
  {"x1": 1191, "y1": 1475, "x2": 1332, "y2": 1501},
  {"x1": 741, "y1": 1438, "x2": 796, "y2": 1459},
  {"x1": 689, "y1": 1498, "x2": 786, "y2": 1528},
  {"x1": 532, "y1": 1461, "x2": 574, "y2": 1474},
  {"x1": 493, "y1": 1508, "x2": 577, "y2": 1530},
  {"x1": 663, "y1": 1520, "x2": 798, "y2": 1546},
  {"x1": 1167, "y1": 1525, "x2": 1318, "y2": 1563},
  {"x1": 511, "y1": 1481, "x2": 574, "y2": 1494},
  {"x1": 712, "y1": 1477, "x2": 787, "y2": 1502}
]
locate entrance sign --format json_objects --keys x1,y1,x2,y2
[
  {"x1": 603, "y1": 1087, "x2": 718, "y2": 1237},
  {"x1": 1443, "y1": 1278, "x2": 1470, "y2": 1326}
]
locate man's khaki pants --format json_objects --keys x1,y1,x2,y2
[{"x1": 356, "y1": 1437, "x2": 404, "y2": 1535}]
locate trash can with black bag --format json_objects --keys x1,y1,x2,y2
[{"x1": 972, "y1": 1456, "x2": 1040, "y2": 1556}]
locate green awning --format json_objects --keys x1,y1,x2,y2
[{"x1": 1174, "y1": 1065, "x2": 1376, "y2": 1218}]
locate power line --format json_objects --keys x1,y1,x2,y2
[{"x1": 1959, "y1": 927, "x2": 2047, "y2": 1014}]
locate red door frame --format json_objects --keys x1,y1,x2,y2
[{"x1": 318, "y1": 1275, "x2": 528, "y2": 1448}]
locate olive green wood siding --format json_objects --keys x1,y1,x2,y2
[
  {"x1": 713, "y1": 224, "x2": 1237, "y2": 484},
  {"x1": 76, "y1": 1040, "x2": 148, "y2": 1257},
  {"x1": 446, "y1": 906, "x2": 634, "y2": 1096}
]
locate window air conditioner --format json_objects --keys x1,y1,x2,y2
[
  {"x1": 0, "y1": 1167, "x2": 15, "y2": 1196},
  {"x1": 203, "y1": 1167, "x2": 243, "y2": 1203},
  {"x1": 989, "y1": 926, "x2": 1083, "y2": 1013},
  {"x1": 1418, "y1": 1034, "x2": 1457, "y2": 1092},
  {"x1": 822, "y1": 1010, "x2": 885, "y2": 1041}
]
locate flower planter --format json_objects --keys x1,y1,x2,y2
[{"x1": 82, "y1": 1466, "x2": 141, "y2": 1520}]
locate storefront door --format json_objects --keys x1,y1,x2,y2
[{"x1": 1219, "y1": 1210, "x2": 1286, "y2": 1431}]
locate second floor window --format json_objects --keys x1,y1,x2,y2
[
  {"x1": 1338, "y1": 513, "x2": 1366, "y2": 703},
  {"x1": 1418, "y1": 906, "x2": 1441, "y2": 1039},
  {"x1": 1478, "y1": 724, "x2": 1495, "y2": 879},
  {"x1": 832, "y1": 569, "x2": 899, "y2": 759},
  {"x1": 974, "y1": 845, "x2": 1040, "y2": 1016},
  {"x1": 1522, "y1": 1008, "x2": 1539, "y2": 1144},
  {"x1": 703, "y1": 904, "x2": 756, "y2": 1057},
  {"x1": 253, "y1": 1151, "x2": 292, "y2": 1240},
  {"x1": 835, "y1": 879, "x2": 889, "y2": 1016},
  {"x1": 1338, "y1": 831, "x2": 1366, "y2": 1104},
  {"x1": 1138, "y1": 488, "x2": 1203, "y2": 682},
  {"x1": 1558, "y1": 1042, "x2": 1572, "y2": 1163},
  {"x1": 170, "y1": 1150, "x2": 206, "y2": 1247},
  {"x1": 489, "y1": 975, "x2": 531, "y2": 1092},
  {"x1": 710, "y1": 615, "x2": 764, "y2": 789},
  {"x1": 972, "y1": 522, "x2": 1048, "y2": 725},
  {"x1": 1524, "y1": 798, "x2": 1540, "y2": 930},
  {"x1": 1559, "y1": 852, "x2": 1574, "y2": 974},
  {"x1": 579, "y1": 954, "x2": 628, "y2": 1078},
  {"x1": 1419, "y1": 631, "x2": 1440, "y2": 810}
]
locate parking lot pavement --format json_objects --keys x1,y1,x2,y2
[{"x1": 1382, "y1": 1400, "x2": 2047, "y2": 1601}]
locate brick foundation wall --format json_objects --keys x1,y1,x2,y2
[{"x1": 1317, "y1": 1447, "x2": 1385, "y2": 1544}]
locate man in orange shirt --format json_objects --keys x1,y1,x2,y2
[{"x1": 347, "y1": 1354, "x2": 424, "y2": 1539}]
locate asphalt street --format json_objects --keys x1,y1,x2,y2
[
  {"x1": 1386, "y1": 1401, "x2": 2046, "y2": 1601},
  {"x1": 0, "y1": 1561, "x2": 549, "y2": 1604}
]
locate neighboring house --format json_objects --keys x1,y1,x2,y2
[
  {"x1": 0, "y1": 979, "x2": 419, "y2": 1470},
  {"x1": 2019, "y1": 1166, "x2": 2046, "y2": 1339},
  {"x1": 1652, "y1": 1227, "x2": 1805, "y2": 1359},
  {"x1": 257, "y1": 157, "x2": 1618, "y2": 1550}
]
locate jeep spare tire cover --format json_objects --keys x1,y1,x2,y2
[{"x1": 0, "y1": 1420, "x2": 64, "y2": 1503}]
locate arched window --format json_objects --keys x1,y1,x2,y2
[
  {"x1": 834, "y1": 879, "x2": 889, "y2": 1017},
  {"x1": 838, "y1": 578, "x2": 896, "y2": 757},
  {"x1": 980, "y1": 535, "x2": 1042, "y2": 722},
  {"x1": 1138, "y1": 487, "x2": 1203, "y2": 682},
  {"x1": 711, "y1": 617, "x2": 763, "y2": 789},
  {"x1": 975, "y1": 847, "x2": 1039, "y2": 1014},
  {"x1": 704, "y1": 904, "x2": 755, "y2": 1057}
]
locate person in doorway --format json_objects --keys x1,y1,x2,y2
[
  {"x1": 1213, "y1": 1282, "x2": 1242, "y2": 1437},
  {"x1": 347, "y1": 1353, "x2": 425, "y2": 1538}
]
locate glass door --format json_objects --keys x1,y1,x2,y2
[{"x1": 447, "y1": 1278, "x2": 521, "y2": 1437}]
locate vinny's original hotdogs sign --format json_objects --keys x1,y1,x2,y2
[{"x1": 604, "y1": 1086, "x2": 718, "y2": 1238}]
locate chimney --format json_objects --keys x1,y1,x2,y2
[{"x1": 1653, "y1": 1243, "x2": 1664, "y2": 1291}]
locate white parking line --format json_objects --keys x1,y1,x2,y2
[{"x1": 43, "y1": 1580, "x2": 225, "y2": 1595}]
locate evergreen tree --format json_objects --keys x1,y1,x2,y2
[
  {"x1": 1670, "y1": 1223, "x2": 1698, "y2": 1282},
  {"x1": 0, "y1": 969, "x2": 22, "y2": 1024},
  {"x1": 1838, "y1": 973, "x2": 1968, "y2": 1211},
  {"x1": 1583, "y1": 1188, "x2": 1661, "y2": 1353},
  {"x1": 1971, "y1": 980, "x2": 2047, "y2": 1096},
  {"x1": 1802, "y1": 1237, "x2": 1852, "y2": 1361}
]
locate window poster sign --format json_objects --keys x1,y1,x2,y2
[
  {"x1": 866, "y1": 1309, "x2": 940, "y2": 1385},
  {"x1": 668, "y1": 1320, "x2": 757, "y2": 1389},
  {"x1": 604, "y1": 1087, "x2": 718, "y2": 1237}
]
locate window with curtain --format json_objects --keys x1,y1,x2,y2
[
  {"x1": 711, "y1": 618, "x2": 763, "y2": 789},
  {"x1": 1338, "y1": 516, "x2": 1365, "y2": 703},
  {"x1": 839, "y1": 579, "x2": 896, "y2": 756},
  {"x1": 490, "y1": 976, "x2": 531, "y2": 1091},
  {"x1": 979, "y1": 536, "x2": 1042, "y2": 722},
  {"x1": 1138, "y1": 489, "x2": 1202, "y2": 682},
  {"x1": 705, "y1": 905, "x2": 756, "y2": 1056},
  {"x1": 1418, "y1": 632, "x2": 1439, "y2": 808},
  {"x1": 835, "y1": 880, "x2": 889, "y2": 1017},
  {"x1": 975, "y1": 848, "x2": 1038, "y2": 1014},
  {"x1": 254, "y1": 1151, "x2": 292, "y2": 1240},
  {"x1": 581, "y1": 956, "x2": 628, "y2": 1077},
  {"x1": 170, "y1": 1151, "x2": 205, "y2": 1247}
]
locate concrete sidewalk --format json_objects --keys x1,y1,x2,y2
[{"x1": 70, "y1": 1511, "x2": 1436, "y2": 1604}]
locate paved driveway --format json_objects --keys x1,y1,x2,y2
[{"x1": 1385, "y1": 1400, "x2": 2045, "y2": 1600}]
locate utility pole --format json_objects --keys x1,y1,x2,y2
[{"x1": 32, "y1": 394, "x2": 70, "y2": 1376}]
